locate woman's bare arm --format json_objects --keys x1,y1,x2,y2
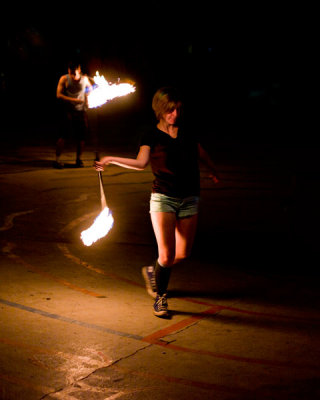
[
  {"x1": 95, "y1": 145, "x2": 151, "y2": 171},
  {"x1": 198, "y1": 143, "x2": 220, "y2": 183}
]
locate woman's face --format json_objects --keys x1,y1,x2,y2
[{"x1": 162, "y1": 108, "x2": 178, "y2": 125}]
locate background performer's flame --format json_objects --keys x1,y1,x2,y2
[
  {"x1": 88, "y1": 71, "x2": 135, "y2": 108},
  {"x1": 81, "y1": 207, "x2": 114, "y2": 246}
]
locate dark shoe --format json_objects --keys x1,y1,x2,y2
[
  {"x1": 142, "y1": 266, "x2": 157, "y2": 298},
  {"x1": 75, "y1": 159, "x2": 84, "y2": 168},
  {"x1": 53, "y1": 161, "x2": 64, "y2": 169},
  {"x1": 153, "y1": 294, "x2": 169, "y2": 318}
]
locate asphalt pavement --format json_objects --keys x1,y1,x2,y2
[{"x1": 0, "y1": 143, "x2": 319, "y2": 399}]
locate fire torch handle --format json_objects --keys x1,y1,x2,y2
[
  {"x1": 98, "y1": 173, "x2": 107, "y2": 209},
  {"x1": 95, "y1": 152, "x2": 107, "y2": 210}
]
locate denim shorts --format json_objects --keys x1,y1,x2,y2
[{"x1": 150, "y1": 193, "x2": 200, "y2": 218}]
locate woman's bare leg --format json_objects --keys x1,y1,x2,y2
[
  {"x1": 150, "y1": 211, "x2": 198, "y2": 266},
  {"x1": 150, "y1": 211, "x2": 177, "y2": 266},
  {"x1": 150, "y1": 211, "x2": 176, "y2": 300},
  {"x1": 149, "y1": 211, "x2": 198, "y2": 316},
  {"x1": 150, "y1": 211, "x2": 198, "y2": 294},
  {"x1": 174, "y1": 214, "x2": 198, "y2": 264}
]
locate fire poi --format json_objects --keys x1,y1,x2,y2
[
  {"x1": 81, "y1": 206, "x2": 114, "y2": 246},
  {"x1": 80, "y1": 73, "x2": 135, "y2": 246},
  {"x1": 81, "y1": 170, "x2": 114, "y2": 246},
  {"x1": 87, "y1": 71, "x2": 135, "y2": 109}
]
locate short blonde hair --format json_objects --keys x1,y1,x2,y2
[{"x1": 152, "y1": 87, "x2": 182, "y2": 121}]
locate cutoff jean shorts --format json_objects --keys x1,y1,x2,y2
[{"x1": 150, "y1": 193, "x2": 200, "y2": 218}]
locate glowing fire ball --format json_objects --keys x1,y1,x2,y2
[
  {"x1": 87, "y1": 71, "x2": 135, "y2": 109},
  {"x1": 81, "y1": 207, "x2": 114, "y2": 246}
]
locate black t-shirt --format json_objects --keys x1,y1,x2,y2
[{"x1": 140, "y1": 127, "x2": 200, "y2": 197}]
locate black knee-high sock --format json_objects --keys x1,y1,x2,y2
[{"x1": 155, "y1": 260, "x2": 172, "y2": 296}]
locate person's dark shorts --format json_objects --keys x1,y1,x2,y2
[
  {"x1": 150, "y1": 193, "x2": 200, "y2": 218},
  {"x1": 60, "y1": 109, "x2": 89, "y2": 141}
]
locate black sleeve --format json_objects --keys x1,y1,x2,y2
[{"x1": 139, "y1": 130, "x2": 154, "y2": 148}]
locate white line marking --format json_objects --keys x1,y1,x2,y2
[{"x1": 0, "y1": 210, "x2": 34, "y2": 231}]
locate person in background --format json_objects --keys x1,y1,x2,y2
[
  {"x1": 54, "y1": 61, "x2": 92, "y2": 168},
  {"x1": 95, "y1": 87, "x2": 219, "y2": 317}
]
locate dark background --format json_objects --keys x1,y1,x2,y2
[{"x1": 0, "y1": 5, "x2": 316, "y2": 148}]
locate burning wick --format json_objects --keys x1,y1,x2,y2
[
  {"x1": 81, "y1": 168, "x2": 114, "y2": 246},
  {"x1": 87, "y1": 71, "x2": 135, "y2": 109},
  {"x1": 81, "y1": 207, "x2": 114, "y2": 246}
]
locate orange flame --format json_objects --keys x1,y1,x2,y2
[
  {"x1": 87, "y1": 71, "x2": 135, "y2": 108},
  {"x1": 81, "y1": 207, "x2": 114, "y2": 246}
]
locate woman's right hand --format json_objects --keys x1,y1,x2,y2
[
  {"x1": 94, "y1": 161, "x2": 103, "y2": 171},
  {"x1": 94, "y1": 156, "x2": 111, "y2": 171}
]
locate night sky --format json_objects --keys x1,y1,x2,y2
[{"x1": 0, "y1": 6, "x2": 315, "y2": 146}]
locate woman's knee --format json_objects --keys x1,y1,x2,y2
[
  {"x1": 159, "y1": 243, "x2": 193, "y2": 266},
  {"x1": 158, "y1": 251, "x2": 175, "y2": 267},
  {"x1": 174, "y1": 252, "x2": 190, "y2": 265}
]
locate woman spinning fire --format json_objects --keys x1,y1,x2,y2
[{"x1": 95, "y1": 87, "x2": 219, "y2": 318}]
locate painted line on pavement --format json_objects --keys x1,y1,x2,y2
[
  {"x1": 2, "y1": 242, "x2": 106, "y2": 298},
  {"x1": 0, "y1": 210, "x2": 34, "y2": 231},
  {"x1": 58, "y1": 212, "x2": 144, "y2": 288},
  {"x1": 58, "y1": 242, "x2": 143, "y2": 288},
  {"x1": 61, "y1": 237, "x2": 318, "y2": 324},
  {"x1": 181, "y1": 297, "x2": 320, "y2": 323},
  {"x1": 142, "y1": 305, "x2": 223, "y2": 343},
  {"x1": 146, "y1": 340, "x2": 308, "y2": 369},
  {"x1": 110, "y1": 364, "x2": 250, "y2": 395},
  {"x1": 0, "y1": 297, "x2": 312, "y2": 370},
  {"x1": 56, "y1": 214, "x2": 318, "y2": 369},
  {"x1": 142, "y1": 305, "x2": 315, "y2": 370},
  {"x1": 0, "y1": 298, "x2": 143, "y2": 341},
  {"x1": 61, "y1": 214, "x2": 318, "y2": 324}
]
